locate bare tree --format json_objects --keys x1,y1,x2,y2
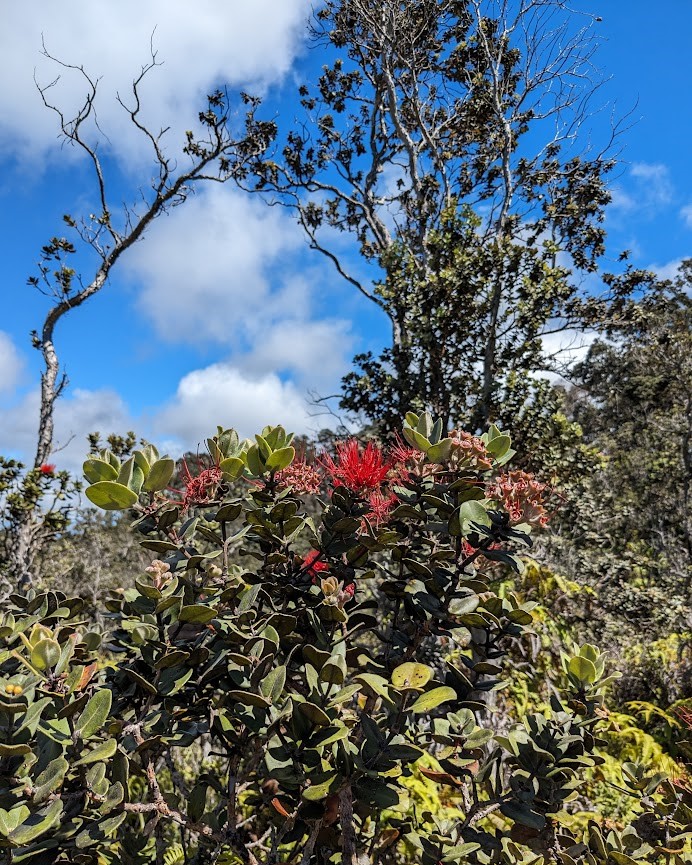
[{"x1": 6, "y1": 45, "x2": 272, "y2": 588}]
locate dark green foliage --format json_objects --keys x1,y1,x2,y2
[{"x1": 1, "y1": 413, "x2": 689, "y2": 864}]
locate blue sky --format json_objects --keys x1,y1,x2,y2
[{"x1": 1, "y1": 1, "x2": 691, "y2": 472}]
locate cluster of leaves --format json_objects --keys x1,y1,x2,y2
[
  {"x1": 0, "y1": 458, "x2": 80, "y2": 597},
  {"x1": 1, "y1": 412, "x2": 689, "y2": 864},
  {"x1": 542, "y1": 268, "x2": 692, "y2": 652}
]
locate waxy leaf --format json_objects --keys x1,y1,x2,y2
[
  {"x1": 391, "y1": 662, "x2": 432, "y2": 691},
  {"x1": 86, "y1": 481, "x2": 138, "y2": 511},
  {"x1": 409, "y1": 686, "x2": 458, "y2": 713},
  {"x1": 143, "y1": 458, "x2": 175, "y2": 492},
  {"x1": 83, "y1": 458, "x2": 118, "y2": 484},
  {"x1": 75, "y1": 689, "x2": 112, "y2": 739}
]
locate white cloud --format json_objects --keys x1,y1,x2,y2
[
  {"x1": 539, "y1": 328, "x2": 596, "y2": 371},
  {"x1": 609, "y1": 162, "x2": 673, "y2": 216},
  {"x1": 649, "y1": 258, "x2": 683, "y2": 283},
  {"x1": 0, "y1": 387, "x2": 133, "y2": 474},
  {"x1": 153, "y1": 363, "x2": 317, "y2": 447},
  {"x1": 680, "y1": 204, "x2": 692, "y2": 229},
  {"x1": 0, "y1": 0, "x2": 311, "y2": 166},
  {"x1": 630, "y1": 162, "x2": 674, "y2": 204},
  {"x1": 125, "y1": 186, "x2": 299, "y2": 343},
  {"x1": 123, "y1": 185, "x2": 354, "y2": 387},
  {"x1": 242, "y1": 318, "x2": 354, "y2": 387},
  {"x1": 0, "y1": 332, "x2": 25, "y2": 395}
]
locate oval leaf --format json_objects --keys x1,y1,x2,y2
[
  {"x1": 75, "y1": 689, "x2": 112, "y2": 739},
  {"x1": 86, "y1": 481, "x2": 138, "y2": 511},
  {"x1": 391, "y1": 662, "x2": 433, "y2": 691},
  {"x1": 143, "y1": 458, "x2": 175, "y2": 492},
  {"x1": 409, "y1": 686, "x2": 458, "y2": 713},
  {"x1": 83, "y1": 459, "x2": 118, "y2": 484}
]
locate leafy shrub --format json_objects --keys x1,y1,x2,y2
[{"x1": 0, "y1": 413, "x2": 689, "y2": 864}]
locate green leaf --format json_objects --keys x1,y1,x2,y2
[
  {"x1": 302, "y1": 645, "x2": 332, "y2": 670},
  {"x1": 355, "y1": 674, "x2": 392, "y2": 702},
  {"x1": 426, "y1": 438, "x2": 454, "y2": 462},
  {"x1": 99, "y1": 783, "x2": 125, "y2": 815},
  {"x1": 260, "y1": 666, "x2": 287, "y2": 704},
  {"x1": 568, "y1": 655, "x2": 597, "y2": 685},
  {"x1": 75, "y1": 738, "x2": 118, "y2": 766},
  {"x1": 220, "y1": 456, "x2": 245, "y2": 480},
  {"x1": 8, "y1": 799, "x2": 63, "y2": 845},
  {"x1": 86, "y1": 481, "x2": 138, "y2": 511},
  {"x1": 441, "y1": 843, "x2": 482, "y2": 862},
  {"x1": 402, "y1": 427, "x2": 431, "y2": 452},
  {"x1": 31, "y1": 638, "x2": 61, "y2": 671},
  {"x1": 245, "y1": 444, "x2": 265, "y2": 476},
  {"x1": 143, "y1": 458, "x2": 175, "y2": 492},
  {"x1": 486, "y1": 433, "x2": 511, "y2": 459},
  {"x1": 83, "y1": 458, "x2": 118, "y2": 484},
  {"x1": 391, "y1": 662, "x2": 432, "y2": 691},
  {"x1": 266, "y1": 446, "x2": 295, "y2": 471},
  {"x1": 32, "y1": 757, "x2": 69, "y2": 802},
  {"x1": 459, "y1": 499, "x2": 491, "y2": 533},
  {"x1": 500, "y1": 801, "x2": 545, "y2": 830},
  {"x1": 215, "y1": 502, "x2": 243, "y2": 521},
  {"x1": 320, "y1": 654, "x2": 347, "y2": 686},
  {"x1": 312, "y1": 725, "x2": 350, "y2": 749},
  {"x1": 0, "y1": 743, "x2": 31, "y2": 756},
  {"x1": 0, "y1": 805, "x2": 29, "y2": 836},
  {"x1": 17, "y1": 696, "x2": 51, "y2": 735},
  {"x1": 75, "y1": 689, "x2": 112, "y2": 739},
  {"x1": 302, "y1": 773, "x2": 339, "y2": 801},
  {"x1": 409, "y1": 686, "x2": 457, "y2": 713},
  {"x1": 179, "y1": 605, "x2": 217, "y2": 624},
  {"x1": 227, "y1": 690, "x2": 271, "y2": 709},
  {"x1": 327, "y1": 683, "x2": 361, "y2": 707},
  {"x1": 298, "y1": 701, "x2": 331, "y2": 727}
]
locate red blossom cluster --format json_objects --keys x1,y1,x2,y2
[
  {"x1": 388, "y1": 436, "x2": 428, "y2": 481},
  {"x1": 320, "y1": 440, "x2": 391, "y2": 492},
  {"x1": 177, "y1": 459, "x2": 224, "y2": 512},
  {"x1": 449, "y1": 430, "x2": 493, "y2": 471},
  {"x1": 275, "y1": 459, "x2": 322, "y2": 495},
  {"x1": 302, "y1": 549, "x2": 330, "y2": 579},
  {"x1": 364, "y1": 489, "x2": 398, "y2": 526},
  {"x1": 39, "y1": 463, "x2": 56, "y2": 475},
  {"x1": 487, "y1": 470, "x2": 549, "y2": 527}
]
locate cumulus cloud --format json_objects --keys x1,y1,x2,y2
[
  {"x1": 0, "y1": 0, "x2": 311, "y2": 166},
  {"x1": 125, "y1": 186, "x2": 300, "y2": 343},
  {"x1": 0, "y1": 332, "x2": 25, "y2": 395},
  {"x1": 153, "y1": 363, "x2": 318, "y2": 448},
  {"x1": 123, "y1": 185, "x2": 354, "y2": 386},
  {"x1": 242, "y1": 318, "x2": 354, "y2": 387},
  {"x1": 0, "y1": 387, "x2": 134, "y2": 473}
]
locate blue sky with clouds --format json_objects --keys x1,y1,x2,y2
[{"x1": 1, "y1": 1, "x2": 691, "y2": 472}]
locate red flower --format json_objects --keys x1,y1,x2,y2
[
  {"x1": 176, "y1": 458, "x2": 223, "y2": 512},
  {"x1": 275, "y1": 459, "x2": 322, "y2": 495},
  {"x1": 320, "y1": 439, "x2": 391, "y2": 492},
  {"x1": 39, "y1": 463, "x2": 56, "y2": 475},
  {"x1": 365, "y1": 489, "x2": 398, "y2": 527},
  {"x1": 303, "y1": 550, "x2": 329, "y2": 580}
]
